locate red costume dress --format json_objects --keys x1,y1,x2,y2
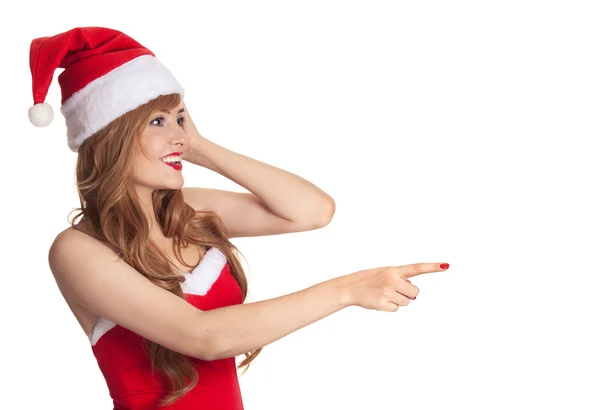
[{"x1": 88, "y1": 247, "x2": 244, "y2": 409}]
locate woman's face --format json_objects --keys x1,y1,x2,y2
[{"x1": 131, "y1": 101, "x2": 189, "y2": 193}]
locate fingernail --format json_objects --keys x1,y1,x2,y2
[{"x1": 440, "y1": 263, "x2": 450, "y2": 269}]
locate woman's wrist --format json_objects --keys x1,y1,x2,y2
[{"x1": 326, "y1": 273, "x2": 357, "y2": 309}]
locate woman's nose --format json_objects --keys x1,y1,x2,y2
[{"x1": 170, "y1": 126, "x2": 187, "y2": 145}]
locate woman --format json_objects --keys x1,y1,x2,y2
[{"x1": 31, "y1": 27, "x2": 450, "y2": 409}]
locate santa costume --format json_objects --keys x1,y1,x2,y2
[{"x1": 29, "y1": 27, "x2": 245, "y2": 409}]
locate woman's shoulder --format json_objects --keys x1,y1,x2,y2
[
  {"x1": 66, "y1": 220, "x2": 94, "y2": 237},
  {"x1": 48, "y1": 221, "x2": 116, "y2": 336},
  {"x1": 51, "y1": 219, "x2": 114, "y2": 259}
]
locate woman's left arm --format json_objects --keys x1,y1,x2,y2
[{"x1": 180, "y1": 107, "x2": 335, "y2": 238}]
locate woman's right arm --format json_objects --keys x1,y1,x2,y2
[{"x1": 48, "y1": 230, "x2": 353, "y2": 361}]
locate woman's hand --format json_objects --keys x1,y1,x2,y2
[
  {"x1": 180, "y1": 103, "x2": 218, "y2": 170},
  {"x1": 343, "y1": 263, "x2": 450, "y2": 312},
  {"x1": 181, "y1": 102, "x2": 206, "y2": 163}
]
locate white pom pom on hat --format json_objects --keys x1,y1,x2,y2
[
  {"x1": 28, "y1": 26, "x2": 184, "y2": 152},
  {"x1": 28, "y1": 102, "x2": 54, "y2": 127}
]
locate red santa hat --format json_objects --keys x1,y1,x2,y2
[{"x1": 28, "y1": 26, "x2": 185, "y2": 152}]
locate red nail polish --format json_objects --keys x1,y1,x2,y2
[{"x1": 440, "y1": 263, "x2": 449, "y2": 269}]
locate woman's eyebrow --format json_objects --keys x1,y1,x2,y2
[{"x1": 160, "y1": 108, "x2": 186, "y2": 114}]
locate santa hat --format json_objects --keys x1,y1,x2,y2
[{"x1": 28, "y1": 26, "x2": 185, "y2": 152}]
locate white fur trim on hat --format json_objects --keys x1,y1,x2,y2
[{"x1": 60, "y1": 54, "x2": 185, "y2": 152}]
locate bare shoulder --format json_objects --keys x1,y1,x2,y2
[
  {"x1": 48, "y1": 222, "x2": 119, "y2": 313},
  {"x1": 48, "y1": 222, "x2": 116, "y2": 288},
  {"x1": 52, "y1": 220, "x2": 100, "y2": 247},
  {"x1": 48, "y1": 225, "x2": 102, "y2": 334}
]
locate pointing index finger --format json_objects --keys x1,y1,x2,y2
[{"x1": 399, "y1": 263, "x2": 450, "y2": 279}]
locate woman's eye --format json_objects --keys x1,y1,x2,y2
[
  {"x1": 150, "y1": 116, "x2": 164, "y2": 126},
  {"x1": 150, "y1": 116, "x2": 185, "y2": 126}
]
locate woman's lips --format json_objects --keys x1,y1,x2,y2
[{"x1": 164, "y1": 162, "x2": 182, "y2": 171}]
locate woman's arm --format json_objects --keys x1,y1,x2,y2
[
  {"x1": 49, "y1": 228, "x2": 353, "y2": 361},
  {"x1": 181, "y1": 106, "x2": 335, "y2": 230},
  {"x1": 197, "y1": 275, "x2": 352, "y2": 360}
]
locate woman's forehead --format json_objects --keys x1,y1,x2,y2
[{"x1": 159, "y1": 103, "x2": 185, "y2": 115}]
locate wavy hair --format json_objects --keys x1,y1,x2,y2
[{"x1": 68, "y1": 93, "x2": 262, "y2": 406}]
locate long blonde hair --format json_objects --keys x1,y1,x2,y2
[{"x1": 68, "y1": 93, "x2": 261, "y2": 406}]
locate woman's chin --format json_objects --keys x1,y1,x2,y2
[
  {"x1": 167, "y1": 182, "x2": 184, "y2": 190},
  {"x1": 157, "y1": 178, "x2": 184, "y2": 191}
]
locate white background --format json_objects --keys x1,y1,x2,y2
[{"x1": 2, "y1": 1, "x2": 599, "y2": 409}]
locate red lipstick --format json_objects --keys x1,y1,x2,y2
[
  {"x1": 161, "y1": 152, "x2": 183, "y2": 158},
  {"x1": 160, "y1": 152, "x2": 183, "y2": 171},
  {"x1": 164, "y1": 162, "x2": 182, "y2": 171}
]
